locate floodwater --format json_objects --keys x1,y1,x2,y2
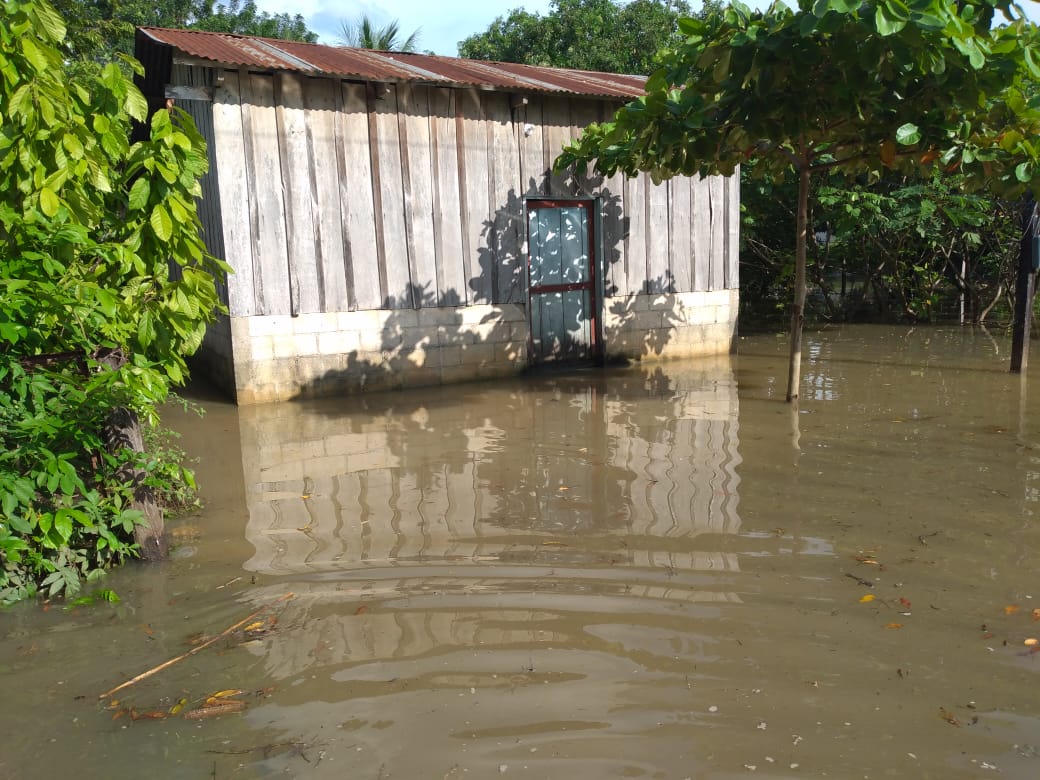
[{"x1": 3, "y1": 324, "x2": 1040, "y2": 780}]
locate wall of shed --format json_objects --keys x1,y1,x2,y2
[{"x1": 176, "y1": 66, "x2": 739, "y2": 403}]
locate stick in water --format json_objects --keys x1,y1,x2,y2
[{"x1": 98, "y1": 592, "x2": 293, "y2": 700}]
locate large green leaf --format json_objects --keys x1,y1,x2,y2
[
  {"x1": 895, "y1": 123, "x2": 921, "y2": 145},
  {"x1": 39, "y1": 186, "x2": 60, "y2": 217},
  {"x1": 128, "y1": 177, "x2": 150, "y2": 211},
  {"x1": 150, "y1": 203, "x2": 173, "y2": 241}
]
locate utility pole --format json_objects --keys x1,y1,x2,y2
[{"x1": 1011, "y1": 197, "x2": 1039, "y2": 374}]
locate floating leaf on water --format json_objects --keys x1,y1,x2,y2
[
  {"x1": 1024, "y1": 638, "x2": 1039, "y2": 646},
  {"x1": 939, "y1": 707, "x2": 961, "y2": 727},
  {"x1": 242, "y1": 622, "x2": 264, "y2": 633},
  {"x1": 854, "y1": 556, "x2": 880, "y2": 566},
  {"x1": 354, "y1": 605, "x2": 368, "y2": 615},
  {"x1": 899, "y1": 598, "x2": 912, "y2": 609},
  {"x1": 885, "y1": 623, "x2": 904, "y2": 629},
  {"x1": 169, "y1": 697, "x2": 188, "y2": 715},
  {"x1": 859, "y1": 594, "x2": 876, "y2": 603},
  {"x1": 210, "y1": 689, "x2": 245, "y2": 699},
  {"x1": 1004, "y1": 605, "x2": 1020, "y2": 615}
]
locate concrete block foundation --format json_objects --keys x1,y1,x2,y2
[{"x1": 196, "y1": 290, "x2": 738, "y2": 404}]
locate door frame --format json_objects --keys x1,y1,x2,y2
[{"x1": 524, "y1": 197, "x2": 601, "y2": 365}]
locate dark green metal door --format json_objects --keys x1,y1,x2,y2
[{"x1": 526, "y1": 199, "x2": 599, "y2": 364}]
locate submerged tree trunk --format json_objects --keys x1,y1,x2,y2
[
  {"x1": 786, "y1": 164, "x2": 811, "y2": 402},
  {"x1": 104, "y1": 407, "x2": 167, "y2": 561},
  {"x1": 1011, "y1": 200, "x2": 1039, "y2": 373}
]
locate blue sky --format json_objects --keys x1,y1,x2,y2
[{"x1": 255, "y1": 0, "x2": 1040, "y2": 58}]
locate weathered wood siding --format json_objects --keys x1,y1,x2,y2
[{"x1": 184, "y1": 67, "x2": 738, "y2": 319}]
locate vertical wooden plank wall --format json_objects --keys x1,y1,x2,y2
[
  {"x1": 398, "y1": 85, "x2": 438, "y2": 308},
  {"x1": 709, "y1": 176, "x2": 727, "y2": 291},
  {"x1": 429, "y1": 88, "x2": 466, "y2": 305},
  {"x1": 625, "y1": 174, "x2": 648, "y2": 296},
  {"x1": 457, "y1": 88, "x2": 492, "y2": 304},
  {"x1": 209, "y1": 69, "x2": 255, "y2": 316},
  {"x1": 518, "y1": 100, "x2": 545, "y2": 197},
  {"x1": 340, "y1": 83, "x2": 378, "y2": 310},
  {"x1": 669, "y1": 179, "x2": 693, "y2": 293},
  {"x1": 371, "y1": 85, "x2": 411, "y2": 308},
  {"x1": 274, "y1": 73, "x2": 319, "y2": 315},
  {"x1": 241, "y1": 73, "x2": 291, "y2": 315},
  {"x1": 692, "y1": 175, "x2": 712, "y2": 292},
  {"x1": 646, "y1": 177, "x2": 670, "y2": 293},
  {"x1": 487, "y1": 93, "x2": 523, "y2": 304},
  {"x1": 304, "y1": 78, "x2": 349, "y2": 313},
  {"x1": 196, "y1": 73, "x2": 739, "y2": 324}
]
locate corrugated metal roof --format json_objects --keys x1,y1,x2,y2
[{"x1": 137, "y1": 27, "x2": 647, "y2": 100}]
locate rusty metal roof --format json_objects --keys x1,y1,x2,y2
[{"x1": 137, "y1": 27, "x2": 647, "y2": 100}]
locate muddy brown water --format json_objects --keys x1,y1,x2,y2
[{"x1": 3, "y1": 324, "x2": 1040, "y2": 779}]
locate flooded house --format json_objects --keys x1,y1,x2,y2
[{"x1": 134, "y1": 29, "x2": 740, "y2": 404}]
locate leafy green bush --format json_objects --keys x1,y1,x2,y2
[{"x1": 0, "y1": 0, "x2": 228, "y2": 604}]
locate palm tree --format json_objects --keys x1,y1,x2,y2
[{"x1": 337, "y1": 14, "x2": 421, "y2": 52}]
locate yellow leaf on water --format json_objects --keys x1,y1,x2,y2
[
  {"x1": 211, "y1": 689, "x2": 245, "y2": 699},
  {"x1": 1004, "y1": 605, "x2": 1020, "y2": 615},
  {"x1": 859, "y1": 594, "x2": 876, "y2": 603},
  {"x1": 242, "y1": 622, "x2": 264, "y2": 633},
  {"x1": 1025, "y1": 638, "x2": 1039, "y2": 646},
  {"x1": 885, "y1": 623, "x2": 904, "y2": 629},
  {"x1": 169, "y1": 697, "x2": 187, "y2": 715}
]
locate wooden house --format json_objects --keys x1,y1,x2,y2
[{"x1": 135, "y1": 29, "x2": 740, "y2": 403}]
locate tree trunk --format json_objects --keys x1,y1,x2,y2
[
  {"x1": 104, "y1": 407, "x2": 167, "y2": 561},
  {"x1": 1011, "y1": 198, "x2": 1038, "y2": 374},
  {"x1": 786, "y1": 164, "x2": 811, "y2": 402}
]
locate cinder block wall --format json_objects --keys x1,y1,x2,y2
[
  {"x1": 195, "y1": 293, "x2": 736, "y2": 404},
  {"x1": 603, "y1": 290, "x2": 739, "y2": 362},
  {"x1": 223, "y1": 304, "x2": 529, "y2": 404},
  {"x1": 196, "y1": 291, "x2": 737, "y2": 404}
]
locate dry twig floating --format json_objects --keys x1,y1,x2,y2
[{"x1": 98, "y1": 592, "x2": 293, "y2": 700}]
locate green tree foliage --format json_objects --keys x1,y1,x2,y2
[
  {"x1": 337, "y1": 14, "x2": 422, "y2": 52},
  {"x1": 53, "y1": 0, "x2": 315, "y2": 67},
  {"x1": 740, "y1": 169, "x2": 1020, "y2": 325},
  {"x1": 191, "y1": 0, "x2": 317, "y2": 42},
  {"x1": 458, "y1": 0, "x2": 701, "y2": 74},
  {"x1": 0, "y1": 0, "x2": 228, "y2": 603},
  {"x1": 557, "y1": 0, "x2": 1040, "y2": 400}
]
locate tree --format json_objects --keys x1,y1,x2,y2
[
  {"x1": 0, "y1": 0, "x2": 228, "y2": 602},
  {"x1": 338, "y1": 14, "x2": 421, "y2": 52},
  {"x1": 458, "y1": 0, "x2": 700, "y2": 74},
  {"x1": 191, "y1": 0, "x2": 316, "y2": 42},
  {"x1": 556, "y1": 0, "x2": 1040, "y2": 401},
  {"x1": 53, "y1": 0, "x2": 315, "y2": 67}
]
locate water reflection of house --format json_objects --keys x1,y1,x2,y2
[{"x1": 239, "y1": 361, "x2": 742, "y2": 673}]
